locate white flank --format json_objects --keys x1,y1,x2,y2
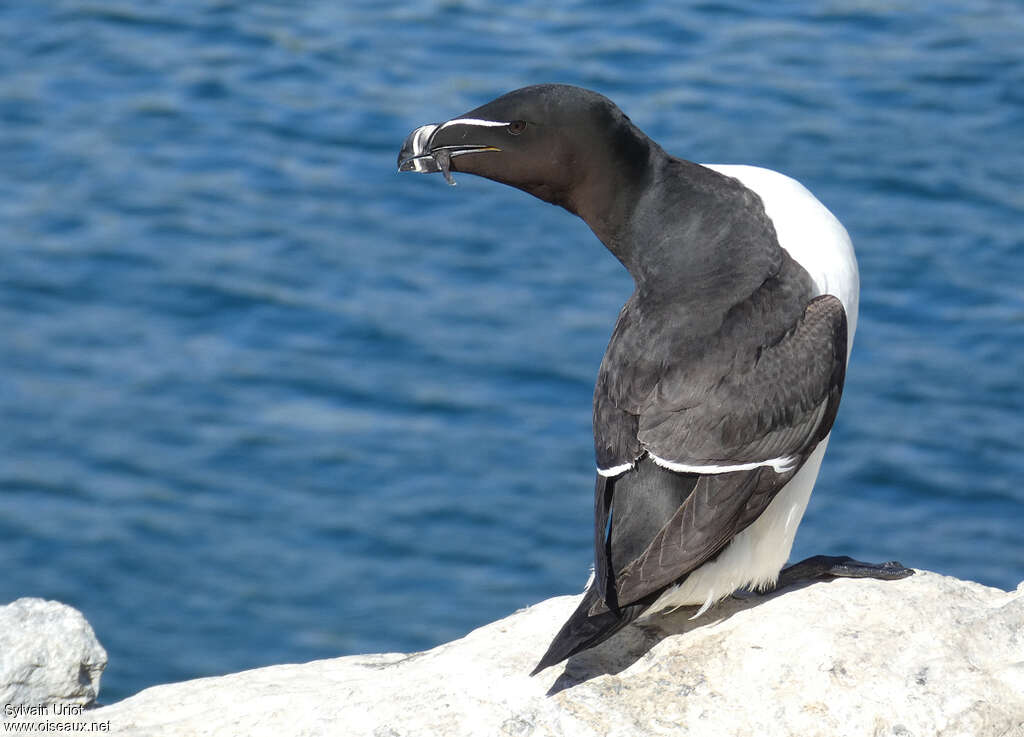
[
  {"x1": 643, "y1": 438, "x2": 831, "y2": 618},
  {"x1": 702, "y1": 164, "x2": 859, "y2": 356},
  {"x1": 437, "y1": 118, "x2": 511, "y2": 130},
  {"x1": 648, "y1": 453, "x2": 798, "y2": 475}
]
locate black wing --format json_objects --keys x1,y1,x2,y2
[
  {"x1": 591, "y1": 293, "x2": 848, "y2": 611},
  {"x1": 637, "y1": 293, "x2": 848, "y2": 468}
]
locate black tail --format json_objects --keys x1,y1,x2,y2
[
  {"x1": 530, "y1": 585, "x2": 655, "y2": 675},
  {"x1": 533, "y1": 458, "x2": 700, "y2": 675}
]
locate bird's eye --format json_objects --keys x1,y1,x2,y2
[{"x1": 507, "y1": 120, "x2": 527, "y2": 136}]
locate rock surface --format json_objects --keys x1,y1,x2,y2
[
  {"x1": 5, "y1": 572, "x2": 1024, "y2": 736},
  {"x1": 0, "y1": 597, "x2": 107, "y2": 708}
]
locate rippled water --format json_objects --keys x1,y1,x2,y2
[{"x1": 1, "y1": 1, "x2": 1022, "y2": 702}]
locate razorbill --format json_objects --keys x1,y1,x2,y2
[{"x1": 397, "y1": 84, "x2": 913, "y2": 674}]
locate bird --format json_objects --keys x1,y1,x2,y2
[{"x1": 397, "y1": 84, "x2": 912, "y2": 675}]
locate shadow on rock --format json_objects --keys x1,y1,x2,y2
[{"x1": 543, "y1": 575, "x2": 842, "y2": 696}]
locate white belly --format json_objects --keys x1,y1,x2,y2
[
  {"x1": 646, "y1": 438, "x2": 829, "y2": 616},
  {"x1": 643, "y1": 165, "x2": 858, "y2": 617}
]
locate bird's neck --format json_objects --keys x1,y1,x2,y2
[
  {"x1": 573, "y1": 154, "x2": 783, "y2": 308},
  {"x1": 564, "y1": 123, "x2": 662, "y2": 268}
]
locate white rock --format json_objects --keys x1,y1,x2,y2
[
  {"x1": 8, "y1": 572, "x2": 1024, "y2": 736},
  {"x1": 0, "y1": 597, "x2": 107, "y2": 708}
]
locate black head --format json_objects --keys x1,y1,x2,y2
[{"x1": 398, "y1": 84, "x2": 656, "y2": 215}]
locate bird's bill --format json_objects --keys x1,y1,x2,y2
[
  {"x1": 397, "y1": 120, "x2": 504, "y2": 185},
  {"x1": 397, "y1": 123, "x2": 443, "y2": 174}
]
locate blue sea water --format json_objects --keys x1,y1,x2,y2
[{"x1": 1, "y1": 0, "x2": 1022, "y2": 703}]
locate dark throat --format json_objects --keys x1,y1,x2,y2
[{"x1": 572, "y1": 148, "x2": 784, "y2": 310}]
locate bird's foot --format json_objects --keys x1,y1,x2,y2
[{"x1": 770, "y1": 555, "x2": 914, "y2": 592}]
